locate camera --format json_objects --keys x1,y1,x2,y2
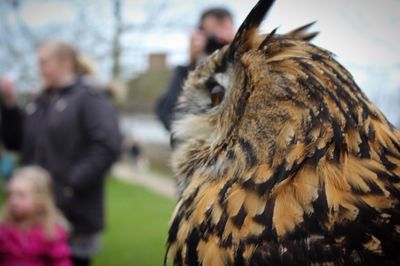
[{"x1": 205, "y1": 35, "x2": 226, "y2": 55}]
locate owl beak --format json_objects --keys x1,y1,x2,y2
[
  {"x1": 170, "y1": 133, "x2": 183, "y2": 150},
  {"x1": 170, "y1": 133, "x2": 178, "y2": 149},
  {"x1": 227, "y1": 0, "x2": 275, "y2": 60}
]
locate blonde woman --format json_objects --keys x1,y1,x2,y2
[{"x1": 0, "y1": 41, "x2": 122, "y2": 266}]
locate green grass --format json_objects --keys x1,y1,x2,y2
[{"x1": 93, "y1": 178, "x2": 175, "y2": 266}]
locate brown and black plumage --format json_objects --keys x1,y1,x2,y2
[{"x1": 166, "y1": 0, "x2": 400, "y2": 265}]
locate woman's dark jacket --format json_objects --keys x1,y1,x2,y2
[{"x1": 2, "y1": 77, "x2": 122, "y2": 234}]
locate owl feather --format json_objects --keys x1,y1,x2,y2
[{"x1": 166, "y1": 0, "x2": 400, "y2": 265}]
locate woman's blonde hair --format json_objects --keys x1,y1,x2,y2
[
  {"x1": 0, "y1": 166, "x2": 69, "y2": 239},
  {"x1": 39, "y1": 40, "x2": 96, "y2": 76}
]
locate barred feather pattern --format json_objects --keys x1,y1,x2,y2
[{"x1": 166, "y1": 1, "x2": 400, "y2": 265}]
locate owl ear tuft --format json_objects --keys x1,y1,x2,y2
[
  {"x1": 286, "y1": 21, "x2": 319, "y2": 42},
  {"x1": 258, "y1": 27, "x2": 278, "y2": 50},
  {"x1": 227, "y1": 0, "x2": 275, "y2": 60}
]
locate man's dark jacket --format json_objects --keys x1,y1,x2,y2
[
  {"x1": 2, "y1": 77, "x2": 122, "y2": 234},
  {"x1": 156, "y1": 66, "x2": 189, "y2": 131}
]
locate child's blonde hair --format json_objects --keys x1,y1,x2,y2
[{"x1": 0, "y1": 166, "x2": 69, "y2": 239}]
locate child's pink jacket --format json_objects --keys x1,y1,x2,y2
[{"x1": 0, "y1": 223, "x2": 72, "y2": 266}]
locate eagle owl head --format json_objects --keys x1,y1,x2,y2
[{"x1": 171, "y1": 0, "x2": 389, "y2": 192}]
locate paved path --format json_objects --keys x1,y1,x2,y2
[{"x1": 111, "y1": 162, "x2": 177, "y2": 199}]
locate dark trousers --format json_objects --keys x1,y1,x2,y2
[{"x1": 72, "y1": 257, "x2": 91, "y2": 266}]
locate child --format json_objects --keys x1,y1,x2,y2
[{"x1": 0, "y1": 166, "x2": 72, "y2": 266}]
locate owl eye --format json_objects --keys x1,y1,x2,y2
[{"x1": 210, "y1": 85, "x2": 225, "y2": 107}]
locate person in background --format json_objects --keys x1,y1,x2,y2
[
  {"x1": 0, "y1": 166, "x2": 72, "y2": 266},
  {"x1": 0, "y1": 76, "x2": 18, "y2": 183},
  {"x1": 0, "y1": 40, "x2": 122, "y2": 266},
  {"x1": 0, "y1": 75, "x2": 22, "y2": 152},
  {"x1": 0, "y1": 145, "x2": 15, "y2": 182},
  {"x1": 156, "y1": 8, "x2": 235, "y2": 131}
]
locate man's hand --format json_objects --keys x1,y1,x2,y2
[
  {"x1": 0, "y1": 77, "x2": 18, "y2": 107},
  {"x1": 189, "y1": 30, "x2": 207, "y2": 66}
]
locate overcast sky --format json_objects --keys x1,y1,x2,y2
[
  {"x1": 18, "y1": 0, "x2": 400, "y2": 65},
  {"x1": 5, "y1": 0, "x2": 400, "y2": 123}
]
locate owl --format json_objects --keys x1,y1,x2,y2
[{"x1": 165, "y1": 0, "x2": 400, "y2": 265}]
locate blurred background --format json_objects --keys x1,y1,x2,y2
[{"x1": 0, "y1": 0, "x2": 399, "y2": 265}]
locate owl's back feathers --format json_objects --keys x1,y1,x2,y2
[{"x1": 166, "y1": 0, "x2": 400, "y2": 265}]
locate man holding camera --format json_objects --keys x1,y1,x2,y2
[{"x1": 156, "y1": 8, "x2": 235, "y2": 131}]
